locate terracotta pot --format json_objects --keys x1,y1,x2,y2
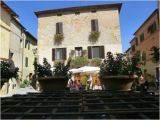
[
  {"x1": 37, "y1": 76, "x2": 69, "y2": 92},
  {"x1": 100, "y1": 75, "x2": 136, "y2": 91}
]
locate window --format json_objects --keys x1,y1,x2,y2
[
  {"x1": 75, "y1": 12, "x2": 80, "y2": 15},
  {"x1": 9, "y1": 50, "x2": 13, "y2": 58},
  {"x1": 75, "y1": 47, "x2": 82, "y2": 57},
  {"x1": 132, "y1": 45, "x2": 135, "y2": 52},
  {"x1": 20, "y1": 39, "x2": 23, "y2": 48},
  {"x1": 91, "y1": 10, "x2": 97, "y2": 13},
  {"x1": 55, "y1": 48, "x2": 63, "y2": 60},
  {"x1": 25, "y1": 39, "x2": 28, "y2": 48},
  {"x1": 92, "y1": 46, "x2": 100, "y2": 58},
  {"x1": 140, "y1": 33, "x2": 144, "y2": 42},
  {"x1": 88, "y1": 46, "x2": 104, "y2": 59},
  {"x1": 148, "y1": 22, "x2": 157, "y2": 34},
  {"x1": 91, "y1": 19, "x2": 99, "y2": 32},
  {"x1": 28, "y1": 41, "x2": 30, "y2": 50},
  {"x1": 135, "y1": 38, "x2": 138, "y2": 46},
  {"x1": 52, "y1": 48, "x2": 66, "y2": 61},
  {"x1": 56, "y1": 22, "x2": 63, "y2": 34},
  {"x1": 142, "y1": 52, "x2": 146, "y2": 61},
  {"x1": 25, "y1": 57, "x2": 28, "y2": 67},
  {"x1": 57, "y1": 13, "x2": 62, "y2": 16}
]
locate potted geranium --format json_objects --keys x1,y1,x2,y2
[
  {"x1": 99, "y1": 52, "x2": 142, "y2": 91},
  {"x1": 0, "y1": 60, "x2": 19, "y2": 88},
  {"x1": 35, "y1": 58, "x2": 71, "y2": 92}
]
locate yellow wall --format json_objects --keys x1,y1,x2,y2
[{"x1": 0, "y1": 8, "x2": 11, "y2": 59}]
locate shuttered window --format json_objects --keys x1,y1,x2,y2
[
  {"x1": 88, "y1": 46, "x2": 92, "y2": 59},
  {"x1": 91, "y1": 19, "x2": 99, "y2": 32},
  {"x1": 56, "y1": 22, "x2": 63, "y2": 34},
  {"x1": 140, "y1": 33, "x2": 144, "y2": 42},
  {"x1": 100, "y1": 46, "x2": 105, "y2": 58},
  {"x1": 25, "y1": 57, "x2": 28, "y2": 67},
  {"x1": 88, "y1": 46, "x2": 104, "y2": 59},
  {"x1": 52, "y1": 49, "x2": 55, "y2": 61},
  {"x1": 52, "y1": 48, "x2": 66, "y2": 61},
  {"x1": 148, "y1": 21, "x2": 157, "y2": 34},
  {"x1": 75, "y1": 47, "x2": 82, "y2": 57}
]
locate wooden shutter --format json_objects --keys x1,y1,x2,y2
[
  {"x1": 59, "y1": 22, "x2": 63, "y2": 34},
  {"x1": 63, "y1": 48, "x2": 66, "y2": 60},
  {"x1": 88, "y1": 46, "x2": 92, "y2": 59},
  {"x1": 56, "y1": 23, "x2": 59, "y2": 34},
  {"x1": 95, "y1": 19, "x2": 99, "y2": 32},
  {"x1": 91, "y1": 20, "x2": 95, "y2": 31},
  {"x1": 100, "y1": 46, "x2": 105, "y2": 59},
  {"x1": 25, "y1": 57, "x2": 28, "y2": 67},
  {"x1": 52, "y1": 48, "x2": 55, "y2": 61}
]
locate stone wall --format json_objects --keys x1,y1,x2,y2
[{"x1": 38, "y1": 9, "x2": 122, "y2": 64}]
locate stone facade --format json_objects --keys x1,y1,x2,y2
[
  {"x1": 22, "y1": 32, "x2": 37, "y2": 80},
  {"x1": 36, "y1": 4, "x2": 122, "y2": 64},
  {"x1": 0, "y1": 6, "x2": 12, "y2": 59},
  {"x1": 130, "y1": 9, "x2": 159, "y2": 80}
]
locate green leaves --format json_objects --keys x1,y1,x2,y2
[
  {"x1": 100, "y1": 52, "x2": 142, "y2": 77},
  {"x1": 71, "y1": 56, "x2": 88, "y2": 68},
  {"x1": 89, "y1": 31, "x2": 100, "y2": 42},
  {"x1": 0, "y1": 60, "x2": 19, "y2": 79},
  {"x1": 54, "y1": 33, "x2": 64, "y2": 44}
]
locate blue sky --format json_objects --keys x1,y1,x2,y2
[{"x1": 5, "y1": 0, "x2": 158, "y2": 52}]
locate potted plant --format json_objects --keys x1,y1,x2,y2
[
  {"x1": 99, "y1": 52, "x2": 142, "y2": 91},
  {"x1": 89, "y1": 31, "x2": 100, "y2": 43},
  {"x1": 0, "y1": 60, "x2": 19, "y2": 88},
  {"x1": 35, "y1": 58, "x2": 71, "y2": 92},
  {"x1": 54, "y1": 33, "x2": 64, "y2": 44}
]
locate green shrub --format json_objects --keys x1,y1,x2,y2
[
  {"x1": 20, "y1": 79, "x2": 31, "y2": 88},
  {"x1": 53, "y1": 60, "x2": 72, "y2": 78},
  {"x1": 90, "y1": 58, "x2": 102, "y2": 66},
  {"x1": 71, "y1": 56, "x2": 88, "y2": 68}
]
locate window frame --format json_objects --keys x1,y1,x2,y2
[{"x1": 75, "y1": 47, "x2": 83, "y2": 57}]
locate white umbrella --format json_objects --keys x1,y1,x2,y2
[
  {"x1": 69, "y1": 68, "x2": 82, "y2": 73},
  {"x1": 78, "y1": 66, "x2": 100, "y2": 73}
]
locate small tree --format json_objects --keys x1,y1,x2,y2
[
  {"x1": 90, "y1": 58, "x2": 102, "y2": 66},
  {"x1": 71, "y1": 56, "x2": 88, "y2": 68}
]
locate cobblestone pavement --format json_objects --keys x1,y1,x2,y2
[{"x1": 0, "y1": 86, "x2": 38, "y2": 98}]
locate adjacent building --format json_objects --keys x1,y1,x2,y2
[
  {"x1": 35, "y1": 3, "x2": 122, "y2": 64},
  {"x1": 0, "y1": 1, "x2": 37, "y2": 95},
  {"x1": 128, "y1": 9, "x2": 159, "y2": 81},
  {"x1": 0, "y1": 1, "x2": 18, "y2": 60}
]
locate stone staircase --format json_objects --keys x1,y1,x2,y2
[{"x1": 1, "y1": 91, "x2": 159, "y2": 119}]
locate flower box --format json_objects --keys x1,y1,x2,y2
[
  {"x1": 37, "y1": 76, "x2": 69, "y2": 92},
  {"x1": 100, "y1": 75, "x2": 137, "y2": 91}
]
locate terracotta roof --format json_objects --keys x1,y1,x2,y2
[
  {"x1": 0, "y1": 1, "x2": 19, "y2": 17},
  {"x1": 134, "y1": 9, "x2": 158, "y2": 35},
  {"x1": 35, "y1": 3, "x2": 122, "y2": 17}
]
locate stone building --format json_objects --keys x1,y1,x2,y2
[
  {"x1": 35, "y1": 3, "x2": 122, "y2": 64},
  {"x1": 129, "y1": 9, "x2": 159, "y2": 81}
]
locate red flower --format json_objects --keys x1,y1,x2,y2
[{"x1": 135, "y1": 64, "x2": 140, "y2": 68}]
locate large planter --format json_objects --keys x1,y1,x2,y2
[
  {"x1": 37, "y1": 76, "x2": 69, "y2": 92},
  {"x1": 100, "y1": 75, "x2": 136, "y2": 91},
  {"x1": 1, "y1": 78, "x2": 9, "y2": 88}
]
